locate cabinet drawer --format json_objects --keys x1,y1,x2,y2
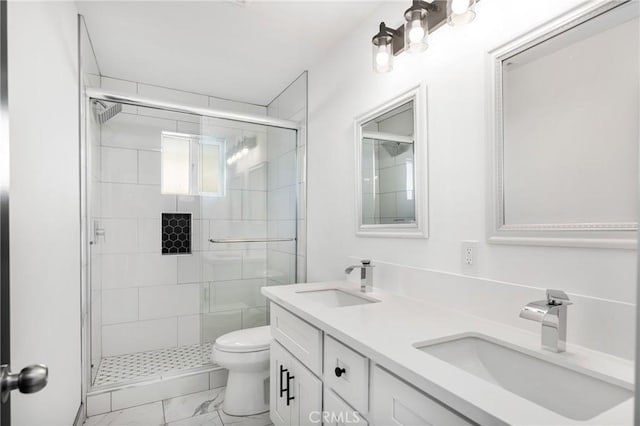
[
  {"x1": 270, "y1": 303, "x2": 322, "y2": 375},
  {"x1": 371, "y1": 366, "x2": 472, "y2": 426},
  {"x1": 323, "y1": 389, "x2": 368, "y2": 426},
  {"x1": 323, "y1": 335, "x2": 369, "y2": 414}
]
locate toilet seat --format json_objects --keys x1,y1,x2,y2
[{"x1": 214, "y1": 325, "x2": 271, "y2": 353}]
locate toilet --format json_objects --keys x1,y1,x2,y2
[{"x1": 212, "y1": 325, "x2": 272, "y2": 416}]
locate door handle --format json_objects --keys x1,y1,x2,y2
[
  {"x1": 1, "y1": 364, "x2": 48, "y2": 403},
  {"x1": 285, "y1": 371, "x2": 295, "y2": 406}
]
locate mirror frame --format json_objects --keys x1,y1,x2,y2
[
  {"x1": 487, "y1": 0, "x2": 637, "y2": 249},
  {"x1": 354, "y1": 85, "x2": 428, "y2": 238}
]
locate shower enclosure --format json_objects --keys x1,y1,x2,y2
[{"x1": 82, "y1": 89, "x2": 301, "y2": 393}]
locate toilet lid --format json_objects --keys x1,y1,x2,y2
[{"x1": 214, "y1": 325, "x2": 272, "y2": 353}]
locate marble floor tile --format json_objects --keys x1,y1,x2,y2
[
  {"x1": 84, "y1": 401, "x2": 164, "y2": 425},
  {"x1": 166, "y1": 411, "x2": 223, "y2": 426},
  {"x1": 218, "y1": 411, "x2": 272, "y2": 426},
  {"x1": 163, "y1": 388, "x2": 225, "y2": 423}
]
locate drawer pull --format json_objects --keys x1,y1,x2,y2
[{"x1": 335, "y1": 366, "x2": 346, "y2": 378}]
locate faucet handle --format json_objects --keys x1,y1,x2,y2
[
  {"x1": 546, "y1": 289, "x2": 572, "y2": 306},
  {"x1": 361, "y1": 259, "x2": 373, "y2": 266}
]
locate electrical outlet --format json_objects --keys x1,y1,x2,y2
[{"x1": 461, "y1": 241, "x2": 478, "y2": 270}]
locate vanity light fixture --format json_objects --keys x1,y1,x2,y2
[
  {"x1": 372, "y1": 0, "x2": 478, "y2": 73},
  {"x1": 448, "y1": 0, "x2": 476, "y2": 26},
  {"x1": 372, "y1": 22, "x2": 398, "y2": 73}
]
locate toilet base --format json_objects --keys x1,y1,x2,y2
[{"x1": 223, "y1": 369, "x2": 270, "y2": 416}]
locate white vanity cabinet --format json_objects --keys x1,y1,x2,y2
[
  {"x1": 370, "y1": 366, "x2": 472, "y2": 426},
  {"x1": 269, "y1": 302, "x2": 469, "y2": 426},
  {"x1": 270, "y1": 340, "x2": 322, "y2": 426}
]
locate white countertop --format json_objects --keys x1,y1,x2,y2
[{"x1": 262, "y1": 281, "x2": 634, "y2": 426}]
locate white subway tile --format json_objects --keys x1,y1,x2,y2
[
  {"x1": 101, "y1": 183, "x2": 175, "y2": 218},
  {"x1": 139, "y1": 84, "x2": 208, "y2": 108},
  {"x1": 379, "y1": 192, "x2": 397, "y2": 219},
  {"x1": 201, "y1": 251, "x2": 242, "y2": 282},
  {"x1": 209, "y1": 97, "x2": 266, "y2": 115},
  {"x1": 202, "y1": 310, "x2": 242, "y2": 343},
  {"x1": 138, "y1": 150, "x2": 160, "y2": 185},
  {"x1": 242, "y1": 191, "x2": 266, "y2": 221},
  {"x1": 200, "y1": 191, "x2": 242, "y2": 220},
  {"x1": 178, "y1": 315, "x2": 201, "y2": 346},
  {"x1": 110, "y1": 374, "x2": 209, "y2": 410},
  {"x1": 101, "y1": 253, "x2": 177, "y2": 289},
  {"x1": 138, "y1": 284, "x2": 201, "y2": 320},
  {"x1": 242, "y1": 307, "x2": 267, "y2": 328},
  {"x1": 247, "y1": 163, "x2": 267, "y2": 191},
  {"x1": 177, "y1": 253, "x2": 202, "y2": 284},
  {"x1": 267, "y1": 251, "x2": 294, "y2": 284},
  {"x1": 138, "y1": 218, "x2": 161, "y2": 253},
  {"x1": 101, "y1": 113, "x2": 176, "y2": 150},
  {"x1": 97, "y1": 218, "x2": 138, "y2": 254},
  {"x1": 102, "y1": 317, "x2": 177, "y2": 356},
  {"x1": 101, "y1": 147, "x2": 138, "y2": 184},
  {"x1": 211, "y1": 278, "x2": 265, "y2": 312},
  {"x1": 86, "y1": 393, "x2": 111, "y2": 417},
  {"x1": 242, "y1": 249, "x2": 267, "y2": 279},
  {"x1": 102, "y1": 288, "x2": 138, "y2": 325},
  {"x1": 136, "y1": 253, "x2": 178, "y2": 286}
]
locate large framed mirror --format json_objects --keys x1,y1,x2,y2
[
  {"x1": 355, "y1": 86, "x2": 428, "y2": 238},
  {"x1": 488, "y1": 0, "x2": 639, "y2": 249}
]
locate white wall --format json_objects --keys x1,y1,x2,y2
[
  {"x1": 307, "y1": 0, "x2": 637, "y2": 358},
  {"x1": 8, "y1": 1, "x2": 81, "y2": 424}
]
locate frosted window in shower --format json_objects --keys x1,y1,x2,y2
[
  {"x1": 199, "y1": 142, "x2": 222, "y2": 195},
  {"x1": 161, "y1": 133, "x2": 190, "y2": 195}
]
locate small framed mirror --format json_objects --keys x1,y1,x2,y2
[
  {"x1": 489, "y1": 1, "x2": 639, "y2": 249},
  {"x1": 354, "y1": 86, "x2": 428, "y2": 238}
]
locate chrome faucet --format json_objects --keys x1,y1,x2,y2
[
  {"x1": 520, "y1": 289, "x2": 572, "y2": 353},
  {"x1": 345, "y1": 260, "x2": 375, "y2": 293}
]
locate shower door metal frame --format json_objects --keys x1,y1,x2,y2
[
  {"x1": 80, "y1": 86, "x2": 305, "y2": 407},
  {"x1": 85, "y1": 88, "x2": 299, "y2": 131}
]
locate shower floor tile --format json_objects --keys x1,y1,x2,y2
[{"x1": 94, "y1": 342, "x2": 215, "y2": 387}]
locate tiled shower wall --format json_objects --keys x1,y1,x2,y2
[
  {"x1": 267, "y1": 72, "x2": 308, "y2": 283},
  {"x1": 90, "y1": 76, "x2": 298, "y2": 367}
]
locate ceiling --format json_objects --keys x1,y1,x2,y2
[{"x1": 77, "y1": 0, "x2": 387, "y2": 106}]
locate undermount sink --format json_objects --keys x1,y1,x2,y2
[
  {"x1": 415, "y1": 334, "x2": 632, "y2": 421},
  {"x1": 295, "y1": 288, "x2": 380, "y2": 308}
]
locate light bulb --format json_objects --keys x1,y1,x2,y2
[
  {"x1": 408, "y1": 21, "x2": 425, "y2": 43},
  {"x1": 241, "y1": 147, "x2": 249, "y2": 155},
  {"x1": 227, "y1": 158, "x2": 233, "y2": 165},
  {"x1": 451, "y1": 0, "x2": 468, "y2": 15},
  {"x1": 375, "y1": 46, "x2": 390, "y2": 67}
]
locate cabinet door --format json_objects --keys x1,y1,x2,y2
[
  {"x1": 289, "y1": 347, "x2": 322, "y2": 426},
  {"x1": 370, "y1": 366, "x2": 472, "y2": 426},
  {"x1": 271, "y1": 341, "x2": 293, "y2": 426},
  {"x1": 271, "y1": 341, "x2": 322, "y2": 426},
  {"x1": 324, "y1": 388, "x2": 368, "y2": 426}
]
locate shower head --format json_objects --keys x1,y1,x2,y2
[
  {"x1": 381, "y1": 140, "x2": 412, "y2": 157},
  {"x1": 92, "y1": 100, "x2": 122, "y2": 124}
]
